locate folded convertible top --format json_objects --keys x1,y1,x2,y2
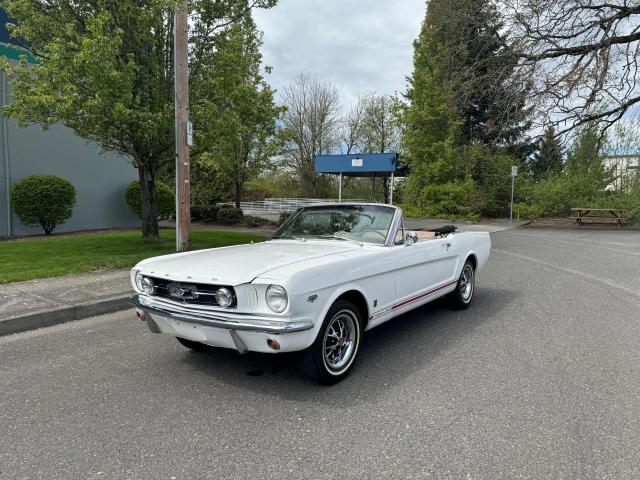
[{"x1": 415, "y1": 224, "x2": 457, "y2": 236}]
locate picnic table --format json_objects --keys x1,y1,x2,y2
[{"x1": 571, "y1": 208, "x2": 626, "y2": 226}]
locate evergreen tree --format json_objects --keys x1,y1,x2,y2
[
  {"x1": 565, "y1": 126, "x2": 610, "y2": 189},
  {"x1": 404, "y1": 0, "x2": 530, "y2": 150},
  {"x1": 435, "y1": 0, "x2": 531, "y2": 148},
  {"x1": 190, "y1": 13, "x2": 283, "y2": 207},
  {"x1": 531, "y1": 126, "x2": 563, "y2": 180},
  {"x1": 400, "y1": 0, "x2": 532, "y2": 217},
  {"x1": 400, "y1": 5, "x2": 460, "y2": 187}
]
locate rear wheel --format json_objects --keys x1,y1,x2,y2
[
  {"x1": 176, "y1": 337, "x2": 212, "y2": 352},
  {"x1": 300, "y1": 300, "x2": 362, "y2": 385},
  {"x1": 446, "y1": 260, "x2": 475, "y2": 309}
]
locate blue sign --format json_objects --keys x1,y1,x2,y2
[{"x1": 315, "y1": 153, "x2": 401, "y2": 175}]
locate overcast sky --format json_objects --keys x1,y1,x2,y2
[{"x1": 253, "y1": 0, "x2": 426, "y2": 107}]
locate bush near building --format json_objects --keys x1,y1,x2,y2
[
  {"x1": 125, "y1": 181, "x2": 175, "y2": 220},
  {"x1": 10, "y1": 175, "x2": 76, "y2": 235}
]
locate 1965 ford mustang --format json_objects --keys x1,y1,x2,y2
[{"x1": 130, "y1": 203, "x2": 491, "y2": 384}]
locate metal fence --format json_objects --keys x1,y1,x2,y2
[{"x1": 218, "y1": 198, "x2": 367, "y2": 220}]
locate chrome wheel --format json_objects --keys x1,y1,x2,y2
[
  {"x1": 322, "y1": 310, "x2": 358, "y2": 373},
  {"x1": 460, "y1": 264, "x2": 474, "y2": 302}
]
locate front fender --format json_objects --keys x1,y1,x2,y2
[{"x1": 289, "y1": 282, "x2": 372, "y2": 350}]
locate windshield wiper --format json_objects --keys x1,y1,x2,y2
[
  {"x1": 320, "y1": 234, "x2": 363, "y2": 245},
  {"x1": 274, "y1": 233, "x2": 305, "y2": 241}
]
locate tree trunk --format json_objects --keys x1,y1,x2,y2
[
  {"x1": 383, "y1": 178, "x2": 390, "y2": 204},
  {"x1": 139, "y1": 165, "x2": 160, "y2": 240},
  {"x1": 234, "y1": 165, "x2": 242, "y2": 208},
  {"x1": 234, "y1": 178, "x2": 241, "y2": 208}
]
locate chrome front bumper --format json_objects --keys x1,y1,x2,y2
[{"x1": 129, "y1": 295, "x2": 314, "y2": 334}]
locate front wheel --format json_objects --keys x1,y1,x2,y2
[
  {"x1": 300, "y1": 300, "x2": 363, "y2": 385},
  {"x1": 446, "y1": 260, "x2": 475, "y2": 309}
]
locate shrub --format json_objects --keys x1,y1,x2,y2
[
  {"x1": 10, "y1": 175, "x2": 76, "y2": 234},
  {"x1": 513, "y1": 202, "x2": 542, "y2": 221},
  {"x1": 399, "y1": 204, "x2": 423, "y2": 218},
  {"x1": 218, "y1": 206, "x2": 244, "y2": 224},
  {"x1": 518, "y1": 172, "x2": 605, "y2": 219},
  {"x1": 124, "y1": 180, "x2": 175, "y2": 219},
  {"x1": 190, "y1": 205, "x2": 206, "y2": 221},
  {"x1": 191, "y1": 204, "x2": 219, "y2": 222},
  {"x1": 595, "y1": 188, "x2": 640, "y2": 225},
  {"x1": 418, "y1": 180, "x2": 480, "y2": 221},
  {"x1": 244, "y1": 215, "x2": 260, "y2": 227},
  {"x1": 278, "y1": 211, "x2": 293, "y2": 225}
]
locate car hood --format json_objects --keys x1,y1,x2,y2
[{"x1": 134, "y1": 240, "x2": 360, "y2": 285}]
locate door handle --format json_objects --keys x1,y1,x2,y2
[{"x1": 442, "y1": 242, "x2": 452, "y2": 248}]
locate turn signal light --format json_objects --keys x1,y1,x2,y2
[
  {"x1": 136, "y1": 310, "x2": 145, "y2": 321},
  {"x1": 267, "y1": 339, "x2": 280, "y2": 351}
]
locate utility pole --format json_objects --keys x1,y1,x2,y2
[
  {"x1": 510, "y1": 165, "x2": 518, "y2": 223},
  {"x1": 174, "y1": 0, "x2": 191, "y2": 252}
]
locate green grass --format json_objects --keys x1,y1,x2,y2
[{"x1": 0, "y1": 229, "x2": 266, "y2": 284}]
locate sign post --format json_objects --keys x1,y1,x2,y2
[{"x1": 510, "y1": 165, "x2": 518, "y2": 223}]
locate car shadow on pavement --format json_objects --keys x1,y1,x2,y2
[{"x1": 181, "y1": 286, "x2": 519, "y2": 404}]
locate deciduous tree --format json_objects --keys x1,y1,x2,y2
[
  {"x1": 1, "y1": 0, "x2": 276, "y2": 239},
  {"x1": 361, "y1": 94, "x2": 400, "y2": 203},
  {"x1": 280, "y1": 73, "x2": 341, "y2": 196},
  {"x1": 190, "y1": 12, "x2": 282, "y2": 208},
  {"x1": 501, "y1": 0, "x2": 640, "y2": 134}
]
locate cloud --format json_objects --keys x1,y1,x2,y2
[{"x1": 254, "y1": 0, "x2": 425, "y2": 107}]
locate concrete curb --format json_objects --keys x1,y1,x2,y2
[{"x1": 0, "y1": 296, "x2": 131, "y2": 337}]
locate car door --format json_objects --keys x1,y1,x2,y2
[{"x1": 392, "y1": 223, "x2": 459, "y2": 311}]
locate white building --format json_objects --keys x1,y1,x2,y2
[{"x1": 603, "y1": 154, "x2": 640, "y2": 191}]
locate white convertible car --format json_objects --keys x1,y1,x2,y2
[{"x1": 130, "y1": 203, "x2": 491, "y2": 384}]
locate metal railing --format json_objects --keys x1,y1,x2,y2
[{"x1": 218, "y1": 198, "x2": 368, "y2": 219}]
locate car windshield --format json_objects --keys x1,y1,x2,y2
[{"x1": 274, "y1": 205, "x2": 396, "y2": 245}]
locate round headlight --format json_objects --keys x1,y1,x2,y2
[
  {"x1": 140, "y1": 276, "x2": 155, "y2": 295},
  {"x1": 266, "y1": 285, "x2": 288, "y2": 313},
  {"x1": 134, "y1": 271, "x2": 145, "y2": 291},
  {"x1": 215, "y1": 287, "x2": 234, "y2": 307}
]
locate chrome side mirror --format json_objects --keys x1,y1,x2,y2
[{"x1": 405, "y1": 231, "x2": 418, "y2": 246}]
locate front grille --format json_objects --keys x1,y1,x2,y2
[{"x1": 148, "y1": 277, "x2": 235, "y2": 307}]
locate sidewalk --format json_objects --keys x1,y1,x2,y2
[{"x1": 0, "y1": 269, "x2": 132, "y2": 336}]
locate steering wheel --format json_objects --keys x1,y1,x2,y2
[{"x1": 361, "y1": 229, "x2": 387, "y2": 240}]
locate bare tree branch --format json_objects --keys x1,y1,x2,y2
[{"x1": 501, "y1": 0, "x2": 640, "y2": 136}]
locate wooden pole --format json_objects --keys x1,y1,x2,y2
[
  {"x1": 372, "y1": 173, "x2": 376, "y2": 202},
  {"x1": 174, "y1": 0, "x2": 191, "y2": 252},
  {"x1": 509, "y1": 172, "x2": 515, "y2": 223}
]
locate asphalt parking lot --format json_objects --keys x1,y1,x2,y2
[{"x1": 1, "y1": 227, "x2": 639, "y2": 479}]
